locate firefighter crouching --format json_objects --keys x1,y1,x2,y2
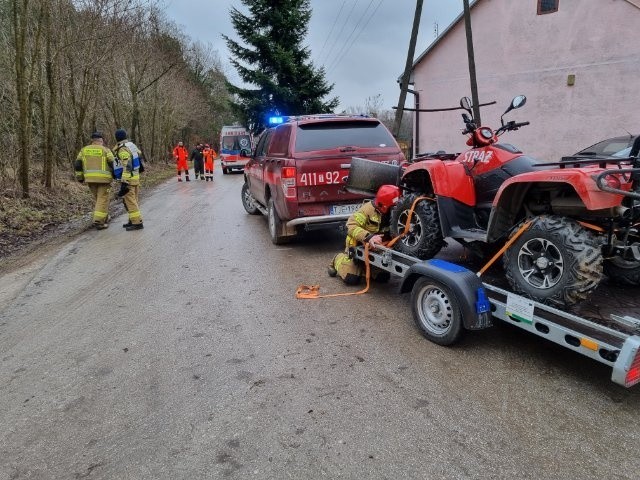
[
  {"x1": 328, "y1": 185, "x2": 401, "y2": 284},
  {"x1": 74, "y1": 131, "x2": 115, "y2": 230},
  {"x1": 113, "y1": 129, "x2": 144, "y2": 231}
]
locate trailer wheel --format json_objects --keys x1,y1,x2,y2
[
  {"x1": 604, "y1": 253, "x2": 640, "y2": 286},
  {"x1": 390, "y1": 194, "x2": 445, "y2": 260},
  {"x1": 241, "y1": 182, "x2": 260, "y2": 215},
  {"x1": 411, "y1": 276, "x2": 464, "y2": 346},
  {"x1": 503, "y1": 216, "x2": 603, "y2": 306}
]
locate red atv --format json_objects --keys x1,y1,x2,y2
[{"x1": 389, "y1": 96, "x2": 640, "y2": 306}]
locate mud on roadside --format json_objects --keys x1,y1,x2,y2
[{"x1": 0, "y1": 164, "x2": 175, "y2": 274}]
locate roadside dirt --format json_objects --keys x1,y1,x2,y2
[{"x1": 0, "y1": 164, "x2": 175, "y2": 275}]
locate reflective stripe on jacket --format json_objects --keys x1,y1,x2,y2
[
  {"x1": 114, "y1": 140, "x2": 142, "y2": 186},
  {"x1": 345, "y1": 201, "x2": 389, "y2": 248},
  {"x1": 75, "y1": 145, "x2": 115, "y2": 184}
]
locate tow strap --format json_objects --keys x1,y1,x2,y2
[
  {"x1": 476, "y1": 220, "x2": 532, "y2": 277},
  {"x1": 295, "y1": 196, "x2": 432, "y2": 300}
]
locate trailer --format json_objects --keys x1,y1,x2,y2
[{"x1": 353, "y1": 244, "x2": 640, "y2": 388}]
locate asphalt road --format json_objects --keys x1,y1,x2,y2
[{"x1": 1, "y1": 168, "x2": 639, "y2": 479}]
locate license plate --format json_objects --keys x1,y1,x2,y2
[{"x1": 330, "y1": 204, "x2": 360, "y2": 215}]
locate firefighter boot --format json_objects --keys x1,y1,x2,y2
[{"x1": 328, "y1": 254, "x2": 338, "y2": 277}]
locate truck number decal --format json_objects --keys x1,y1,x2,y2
[
  {"x1": 463, "y1": 150, "x2": 493, "y2": 164},
  {"x1": 299, "y1": 171, "x2": 341, "y2": 186}
]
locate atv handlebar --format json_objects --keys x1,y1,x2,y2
[{"x1": 495, "y1": 121, "x2": 530, "y2": 136}]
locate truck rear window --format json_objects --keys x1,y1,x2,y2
[{"x1": 294, "y1": 121, "x2": 396, "y2": 152}]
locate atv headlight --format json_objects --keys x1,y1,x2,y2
[{"x1": 480, "y1": 127, "x2": 493, "y2": 139}]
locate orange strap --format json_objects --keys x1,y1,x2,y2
[
  {"x1": 476, "y1": 220, "x2": 532, "y2": 277},
  {"x1": 295, "y1": 195, "x2": 435, "y2": 300},
  {"x1": 295, "y1": 244, "x2": 372, "y2": 299}
]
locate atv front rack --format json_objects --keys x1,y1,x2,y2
[{"x1": 353, "y1": 244, "x2": 640, "y2": 388}]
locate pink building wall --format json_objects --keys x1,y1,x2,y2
[{"x1": 411, "y1": 0, "x2": 640, "y2": 161}]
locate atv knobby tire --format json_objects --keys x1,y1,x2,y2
[
  {"x1": 390, "y1": 194, "x2": 444, "y2": 259},
  {"x1": 604, "y1": 255, "x2": 640, "y2": 286},
  {"x1": 503, "y1": 216, "x2": 603, "y2": 306}
]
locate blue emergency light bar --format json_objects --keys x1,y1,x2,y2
[{"x1": 267, "y1": 114, "x2": 369, "y2": 126}]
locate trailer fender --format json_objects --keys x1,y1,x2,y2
[{"x1": 400, "y1": 259, "x2": 493, "y2": 330}]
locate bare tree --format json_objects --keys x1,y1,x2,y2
[
  {"x1": 1, "y1": 0, "x2": 235, "y2": 198},
  {"x1": 11, "y1": 0, "x2": 44, "y2": 198}
]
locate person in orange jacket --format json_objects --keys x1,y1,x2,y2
[
  {"x1": 173, "y1": 141, "x2": 190, "y2": 182},
  {"x1": 203, "y1": 144, "x2": 217, "y2": 181}
]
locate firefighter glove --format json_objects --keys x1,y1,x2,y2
[{"x1": 117, "y1": 183, "x2": 130, "y2": 197}]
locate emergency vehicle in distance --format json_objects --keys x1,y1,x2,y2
[{"x1": 220, "y1": 125, "x2": 252, "y2": 174}]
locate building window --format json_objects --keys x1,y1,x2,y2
[{"x1": 537, "y1": 0, "x2": 559, "y2": 14}]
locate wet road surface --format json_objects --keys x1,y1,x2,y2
[{"x1": 1, "y1": 169, "x2": 639, "y2": 479}]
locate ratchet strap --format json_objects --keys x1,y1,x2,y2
[
  {"x1": 476, "y1": 220, "x2": 532, "y2": 277},
  {"x1": 295, "y1": 195, "x2": 433, "y2": 300}
]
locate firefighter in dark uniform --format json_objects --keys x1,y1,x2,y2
[
  {"x1": 329, "y1": 185, "x2": 401, "y2": 284},
  {"x1": 74, "y1": 131, "x2": 115, "y2": 230},
  {"x1": 191, "y1": 143, "x2": 205, "y2": 180}
]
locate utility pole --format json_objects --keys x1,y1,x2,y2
[
  {"x1": 393, "y1": 0, "x2": 423, "y2": 138},
  {"x1": 463, "y1": 0, "x2": 481, "y2": 125}
]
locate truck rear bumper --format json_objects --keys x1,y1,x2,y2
[{"x1": 286, "y1": 214, "x2": 349, "y2": 229}]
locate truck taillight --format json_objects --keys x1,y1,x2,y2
[
  {"x1": 282, "y1": 167, "x2": 297, "y2": 198},
  {"x1": 282, "y1": 167, "x2": 296, "y2": 178}
]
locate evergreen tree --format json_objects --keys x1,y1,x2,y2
[{"x1": 223, "y1": 0, "x2": 339, "y2": 133}]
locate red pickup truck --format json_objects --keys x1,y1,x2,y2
[{"x1": 241, "y1": 114, "x2": 405, "y2": 244}]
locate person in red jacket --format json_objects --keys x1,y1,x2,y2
[
  {"x1": 203, "y1": 144, "x2": 216, "y2": 181},
  {"x1": 173, "y1": 141, "x2": 190, "y2": 182}
]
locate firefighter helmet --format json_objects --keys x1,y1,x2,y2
[{"x1": 374, "y1": 185, "x2": 401, "y2": 213}]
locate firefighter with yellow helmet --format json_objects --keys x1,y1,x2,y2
[
  {"x1": 329, "y1": 185, "x2": 401, "y2": 284},
  {"x1": 74, "y1": 131, "x2": 115, "y2": 230},
  {"x1": 113, "y1": 128, "x2": 144, "y2": 231}
]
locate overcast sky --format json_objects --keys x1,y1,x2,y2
[{"x1": 164, "y1": 0, "x2": 463, "y2": 112}]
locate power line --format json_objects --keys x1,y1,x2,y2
[
  {"x1": 317, "y1": 0, "x2": 346, "y2": 62},
  {"x1": 326, "y1": 0, "x2": 376, "y2": 72},
  {"x1": 328, "y1": 0, "x2": 384, "y2": 74},
  {"x1": 321, "y1": 0, "x2": 360, "y2": 67}
]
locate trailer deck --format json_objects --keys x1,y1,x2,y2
[{"x1": 353, "y1": 244, "x2": 640, "y2": 388}]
